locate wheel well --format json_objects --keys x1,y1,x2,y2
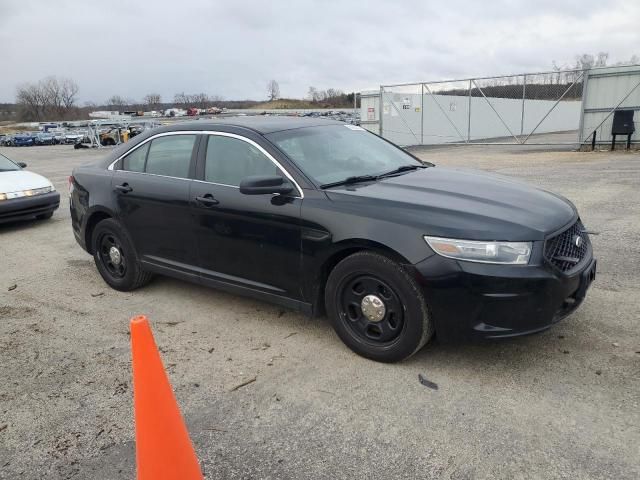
[
  {"x1": 313, "y1": 243, "x2": 408, "y2": 316},
  {"x1": 85, "y1": 212, "x2": 112, "y2": 254}
]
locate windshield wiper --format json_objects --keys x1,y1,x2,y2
[
  {"x1": 319, "y1": 164, "x2": 428, "y2": 189},
  {"x1": 320, "y1": 174, "x2": 378, "y2": 189},
  {"x1": 376, "y1": 164, "x2": 427, "y2": 178}
]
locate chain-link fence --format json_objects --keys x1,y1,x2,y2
[{"x1": 378, "y1": 69, "x2": 586, "y2": 146}]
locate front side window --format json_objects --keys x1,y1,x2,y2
[
  {"x1": 145, "y1": 135, "x2": 196, "y2": 178},
  {"x1": 204, "y1": 135, "x2": 278, "y2": 186}
]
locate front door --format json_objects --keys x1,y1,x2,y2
[
  {"x1": 190, "y1": 133, "x2": 303, "y2": 299},
  {"x1": 113, "y1": 133, "x2": 199, "y2": 270}
]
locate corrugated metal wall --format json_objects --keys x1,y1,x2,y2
[{"x1": 580, "y1": 65, "x2": 640, "y2": 144}]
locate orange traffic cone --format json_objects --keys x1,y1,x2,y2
[{"x1": 130, "y1": 315, "x2": 204, "y2": 480}]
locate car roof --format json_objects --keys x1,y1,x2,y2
[
  {"x1": 92, "y1": 116, "x2": 348, "y2": 169},
  {"x1": 153, "y1": 116, "x2": 345, "y2": 135}
]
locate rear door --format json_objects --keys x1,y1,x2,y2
[
  {"x1": 190, "y1": 132, "x2": 303, "y2": 299},
  {"x1": 112, "y1": 133, "x2": 199, "y2": 271}
]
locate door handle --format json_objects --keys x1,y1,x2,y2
[
  {"x1": 195, "y1": 194, "x2": 219, "y2": 207},
  {"x1": 115, "y1": 183, "x2": 132, "y2": 193}
]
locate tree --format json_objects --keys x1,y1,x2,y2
[
  {"x1": 266, "y1": 80, "x2": 280, "y2": 101},
  {"x1": 143, "y1": 93, "x2": 162, "y2": 110},
  {"x1": 174, "y1": 92, "x2": 188, "y2": 106},
  {"x1": 191, "y1": 93, "x2": 210, "y2": 109},
  {"x1": 106, "y1": 95, "x2": 127, "y2": 108},
  {"x1": 60, "y1": 78, "x2": 79, "y2": 109},
  {"x1": 308, "y1": 86, "x2": 318, "y2": 102},
  {"x1": 595, "y1": 52, "x2": 609, "y2": 67},
  {"x1": 15, "y1": 76, "x2": 80, "y2": 121}
]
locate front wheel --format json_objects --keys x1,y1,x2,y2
[
  {"x1": 91, "y1": 218, "x2": 153, "y2": 291},
  {"x1": 325, "y1": 251, "x2": 433, "y2": 363}
]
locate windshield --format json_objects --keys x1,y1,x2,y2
[
  {"x1": 0, "y1": 153, "x2": 20, "y2": 172},
  {"x1": 266, "y1": 125, "x2": 423, "y2": 185}
]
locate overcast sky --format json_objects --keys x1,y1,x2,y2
[{"x1": 1, "y1": 0, "x2": 639, "y2": 103}]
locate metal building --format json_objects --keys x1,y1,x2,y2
[{"x1": 580, "y1": 65, "x2": 640, "y2": 147}]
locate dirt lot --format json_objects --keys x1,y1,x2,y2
[{"x1": 1, "y1": 143, "x2": 639, "y2": 479}]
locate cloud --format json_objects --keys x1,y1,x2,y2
[{"x1": 1, "y1": 0, "x2": 638, "y2": 103}]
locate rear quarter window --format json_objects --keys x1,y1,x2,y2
[{"x1": 121, "y1": 143, "x2": 149, "y2": 172}]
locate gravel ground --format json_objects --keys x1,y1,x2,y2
[{"x1": 0, "y1": 144, "x2": 639, "y2": 480}]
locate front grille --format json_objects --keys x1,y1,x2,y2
[{"x1": 544, "y1": 220, "x2": 590, "y2": 273}]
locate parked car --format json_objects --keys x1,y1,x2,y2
[
  {"x1": 49, "y1": 131, "x2": 66, "y2": 145},
  {"x1": 0, "y1": 152, "x2": 60, "y2": 223},
  {"x1": 13, "y1": 132, "x2": 36, "y2": 147},
  {"x1": 69, "y1": 118, "x2": 596, "y2": 362},
  {"x1": 34, "y1": 132, "x2": 55, "y2": 145},
  {"x1": 65, "y1": 132, "x2": 84, "y2": 144}
]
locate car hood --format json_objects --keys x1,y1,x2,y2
[
  {"x1": 324, "y1": 167, "x2": 577, "y2": 241},
  {"x1": 0, "y1": 170, "x2": 53, "y2": 193}
]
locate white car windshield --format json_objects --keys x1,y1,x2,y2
[{"x1": 0, "y1": 154, "x2": 20, "y2": 172}]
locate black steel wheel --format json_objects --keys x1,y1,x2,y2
[
  {"x1": 338, "y1": 274, "x2": 405, "y2": 345},
  {"x1": 91, "y1": 218, "x2": 153, "y2": 291},
  {"x1": 325, "y1": 251, "x2": 433, "y2": 362},
  {"x1": 98, "y1": 231, "x2": 127, "y2": 279}
]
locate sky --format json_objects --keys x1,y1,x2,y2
[{"x1": 1, "y1": 0, "x2": 639, "y2": 104}]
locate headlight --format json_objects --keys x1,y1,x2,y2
[
  {"x1": 424, "y1": 236, "x2": 532, "y2": 265},
  {"x1": 24, "y1": 186, "x2": 54, "y2": 196},
  {"x1": 0, "y1": 185, "x2": 53, "y2": 201}
]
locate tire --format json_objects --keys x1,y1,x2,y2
[
  {"x1": 36, "y1": 211, "x2": 53, "y2": 220},
  {"x1": 91, "y1": 218, "x2": 153, "y2": 291},
  {"x1": 325, "y1": 251, "x2": 433, "y2": 363}
]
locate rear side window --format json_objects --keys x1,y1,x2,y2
[
  {"x1": 145, "y1": 135, "x2": 196, "y2": 178},
  {"x1": 122, "y1": 143, "x2": 149, "y2": 172},
  {"x1": 205, "y1": 135, "x2": 278, "y2": 186}
]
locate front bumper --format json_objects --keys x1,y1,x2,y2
[
  {"x1": 410, "y1": 252, "x2": 596, "y2": 342},
  {"x1": 0, "y1": 191, "x2": 60, "y2": 224}
]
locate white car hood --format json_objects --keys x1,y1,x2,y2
[{"x1": 0, "y1": 170, "x2": 53, "y2": 194}]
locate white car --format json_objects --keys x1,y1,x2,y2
[{"x1": 0, "y1": 153, "x2": 59, "y2": 223}]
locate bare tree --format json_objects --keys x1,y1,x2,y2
[
  {"x1": 15, "y1": 76, "x2": 80, "y2": 121},
  {"x1": 575, "y1": 54, "x2": 595, "y2": 70},
  {"x1": 266, "y1": 80, "x2": 280, "y2": 101},
  {"x1": 595, "y1": 52, "x2": 609, "y2": 67},
  {"x1": 174, "y1": 92, "x2": 188, "y2": 107},
  {"x1": 143, "y1": 93, "x2": 162, "y2": 110},
  {"x1": 191, "y1": 93, "x2": 210, "y2": 109},
  {"x1": 60, "y1": 78, "x2": 79, "y2": 109},
  {"x1": 106, "y1": 95, "x2": 128, "y2": 109},
  {"x1": 308, "y1": 86, "x2": 318, "y2": 102}
]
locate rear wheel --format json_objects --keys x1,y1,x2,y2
[
  {"x1": 91, "y1": 218, "x2": 153, "y2": 291},
  {"x1": 325, "y1": 251, "x2": 433, "y2": 362}
]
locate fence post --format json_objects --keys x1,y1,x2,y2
[
  {"x1": 467, "y1": 79, "x2": 472, "y2": 142},
  {"x1": 520, "y1": 74, "x2": 526, "y2": 137},
  {"x1": 379, "y1": 86, "x2": 383, "y2": 136},
  {"x1": 353, "y1": 92, "x2": 357, "y2": 119},
  {"x1": 421, "y1": 83, "x2": 425, "y2": 145},
  {"x1": 577, "y1": 69, "x2": 590, "y2": 144}
]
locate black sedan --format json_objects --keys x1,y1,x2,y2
[{"x1": 70, "y1": 118, "x2": 596, "y2": 362}]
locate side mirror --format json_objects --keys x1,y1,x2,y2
[
  {"x1": 18, "y1": 162, "x2": 27, "y2": 168},
  {"x1": 239, "y1": 175, "x2": 293, "y2": 195}
]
